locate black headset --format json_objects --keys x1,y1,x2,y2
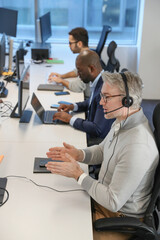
[{"x1": 120, "y1": 72, "x2": 133, "y2": 108}]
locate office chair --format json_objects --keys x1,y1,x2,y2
[
  {"x1": 102, "y1": 40, "x2": 120, "y2": 72},
  {"x1": 93, "y1": 103, "x2": 160, "y2": 240},
  {"x1": 141, "y1": 99, "x2": 160, "y2": 131},
  {"x1": 92, "y1": 25, "x2": 112, "y2": 57}
]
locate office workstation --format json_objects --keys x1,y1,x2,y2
[
  {"x1": 0, "y1": 7, "x2": 93, "y2": 239},
  {"x1": 0, "y1": 1, "x2": 160, "y2": 240},
  {"x1": 0, "y1": 44, "x2": 93, "y2": 239}
]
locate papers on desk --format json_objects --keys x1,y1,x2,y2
[{"x1": 46, "y1": 59, "x2": 64, "y2": 64}]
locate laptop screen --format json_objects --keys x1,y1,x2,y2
[{"x1": 31, "y1": 93, "x2": 45, "y2": 122}]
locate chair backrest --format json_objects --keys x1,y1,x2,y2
[
  {"x1": 141, "y1": 99, "x2": 160, "y2": 131},
  {"x1": 105, "y1": 41, "x2": 120, "y2": 72},
  {"x1": 144, "y1": 103, "x2": 160, "y2": 229},
  {"x1": 153, "y1": 103, "x2": 160, "y2": 152},
  {"x1": 95, "y1": 25, "x2": 112, "y2": 57}
]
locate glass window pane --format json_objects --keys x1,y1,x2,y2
[
  {"x1": 86, "y1": 0, "x2": 140, "y2": 44},
  {"x1": 86, "y1": 0, "x2": 103, "y2": 27},
  {"x1": 102, "y1": 0, "x2": 121, "y2": 27}
]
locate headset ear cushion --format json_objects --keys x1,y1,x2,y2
[{"x1": 122, "y1": 96, "x2": 133, "y2": 107}]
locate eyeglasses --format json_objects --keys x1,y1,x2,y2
[
  {"x1": 69, "y1": 41, "x2": 78, "y2": 45},
  {"x1": 100, "y1": 93, "x2": 124, "y2": 103}
]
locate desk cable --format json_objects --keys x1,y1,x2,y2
[
  {"x1": 0, "y1": 187, "x2": 9, "y2": 207},
  {"x1": 6, "y1": 175, "x2": 85, "y2": 193},
  {"x1": 0, "y1": 175, "x2": 85, "y2": 208},
  {"x1": 1, "y1": 100, "x2": 13, "y2": 117}
]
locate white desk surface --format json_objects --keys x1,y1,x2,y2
[{"x1": 0, "y1": 45, "x2": 93, "y2": 240}]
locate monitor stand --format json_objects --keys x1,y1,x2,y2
[
  {"x1": 10, "y1": 104, "x2": 32, "y2": 123},
  {"x1": 19, "y1": 110, "x2": 32, "y2": 123},
  {"x1": 0, "y1": 177, "x2": 7, "y2": 204},
  {"x1": 12, "y1": 78, "x2": 20, "y2": 85},
  {"x1": 10, "y1": 102, "x2": 19, "y2": 118}
]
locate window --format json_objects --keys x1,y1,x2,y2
[
  {"x1": 0, "y1": 0, "x2": 34, "y2": 39},
  {"x1": 0, "y1": 0, "x2": 140, "y2": 45},
  {"x1": 38, "y1": 0, "x2": 140, "y2": 44}
]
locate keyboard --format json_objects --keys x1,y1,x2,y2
[
  {"x1": 37, "y1": 84, "x2": 64, "y2": 91},
  {"x1": 44, "y1": 111, "x2": 56, "y2": 123}
]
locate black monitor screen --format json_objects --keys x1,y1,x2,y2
[
  {"x1": 0, "y1": 8, "x2": 18, "y2": 37},
  {"x1": 16, "y1": 42, "x2": 25, "y2": 80},
  {"x1": 39, "y1": 12, "x2": 52, "y2": 43},
  {"x1": 0, "y1": 33, "x2": 6, "y2": 75},
  {"x1": 10, "y1": 64, "x2": 32, "y2": 123},
  {"x1": 18, "y1": 65, "x2": 30, "y2": 117}
]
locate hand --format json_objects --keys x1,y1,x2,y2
[
  {"x1": 58, "y1": 104, "x2": 74, "y2": 112},
  {"x1": 48, "y1": 72, "x2": 61, "y2": 79},
  {"x1": 48, "y1": 76, "x2": 63, "y2": 84},
  {"x1": 46, "y1": 153, "x2": 84, "y2": 180},
  {"x1": 46, "y1": 142, "x2": 84, "y2": 162},
  {"x1": 53, "y1": 112, "x2": 72, "y2": 123}
]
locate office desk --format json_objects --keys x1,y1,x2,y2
[
  {"x1": 0, "y1": 47, "x2": 93, "y2": 240},
  {"x1": 0, "y1": 142, "x2": 92, "y2": 240}
]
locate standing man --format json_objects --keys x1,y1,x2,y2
[
  {"x1": 48, "y1": 27, "x2": 90, "y2": 98},
  {"x1": 46, "y1": 71, "x2": 159, "y2": 240},
  {"x1": 53, "y1": 50, "x2": 114, "y2": 145}
]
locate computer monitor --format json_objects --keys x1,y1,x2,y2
[
  {"x1": 0, "y1": 33, "x2": 6, "y2": 76},
  {"x1": 15, "y1": 42, "x2": 26, "y2": 81},
  {"x1": 0, "y1": 8, "x2": 18, "y2": 37},
  {"x1": 0, "y1": 177, "x2": 7, "y2": 205},
  {"x1": 10, "y1": 65, "x2": 32, "y2": 123},
  {"x1": 39, "y1": 12, "x2": 52, "y2": 43}
]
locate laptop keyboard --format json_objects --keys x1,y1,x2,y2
[{"x1": 44, "y1": 111, "x2": 55, "y2": 123}]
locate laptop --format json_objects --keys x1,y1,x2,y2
[{"x1": 31, "y1": 92, "x2": 58, "y2": 124}]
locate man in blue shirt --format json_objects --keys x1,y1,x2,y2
[{"x1": 53, "y1": 50, "x2": 114, "y2": 144}]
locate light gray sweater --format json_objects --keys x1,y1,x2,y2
[
  {"x1": 82, "y1": 109, "x2": 159, "y2": 218},
  {"x1": 68, "y1": 69, "x2": 90, "y2": 98},
  {"x1": 69, "y1": 78, "x2": 90, "y2": 98}
]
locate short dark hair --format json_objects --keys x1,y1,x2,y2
[{"x1": 69, "y1": 27, "x2": 88, "y2": 47}]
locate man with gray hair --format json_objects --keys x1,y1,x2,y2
[{"x1": 46, "y1": 71, "x2": 159, "y2": 240}]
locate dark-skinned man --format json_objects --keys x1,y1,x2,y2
[{"x1": 53, "y1": 49, "x2": 114, "y2": 145}]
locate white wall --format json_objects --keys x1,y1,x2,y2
[
  {"x1": 101, "y1": 0, "x2": 160, "y2": 100},
  {"x1": 101, "y1": 45, "x2": 138, "y2": 73}
]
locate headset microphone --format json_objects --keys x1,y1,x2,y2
[{"x1": 104, "y1": 105, "x2": 124, "y2": 114}]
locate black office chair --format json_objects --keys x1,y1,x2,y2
[
  {"x1": 101, "y1": 40, "x2": 120, "y2": 72},
  {"x1": 141, "y1": 99, "x2": 160, "y2": 131},
  {"x1": 93, "y1": 103, "x2": 160, "y2": 240},
  {"x1": 91, "y1": 25, "x2": 112, "y2": 57}
]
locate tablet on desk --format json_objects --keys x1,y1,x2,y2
[{"x1": 33, "y1": 157, "x2": 63, "y2": 173}]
